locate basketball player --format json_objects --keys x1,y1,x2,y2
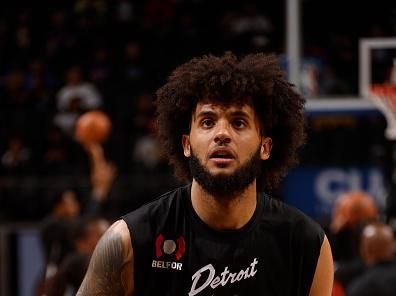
[{"x1": 77, "y1": 52, "x2": 333, "y2": 295}]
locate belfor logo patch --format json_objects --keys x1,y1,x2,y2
[
  {"x1": 152, "y1": 234, "x2": 186, "y2": 271},
  {"x1": 155, "y1": 234, "x2": 186, "y2": 260}
]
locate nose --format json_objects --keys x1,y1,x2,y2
[{"x1": 214, "y1": 121, "x2": 231, "y2": 145}]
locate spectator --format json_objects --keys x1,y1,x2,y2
[
  {"x1": 88, "y1": 45, "x2": 112, "y2": 89},
  {"x1": 113, "y1": 0, "x2": 134, "y2": 24},
  {"x1": 3, "y1": 68, "x2": 31, "y2": 131},
  {"x1": 46, "y1": 217, "x2": 110, "y2": 296},
  {"x1": 54, "y1": 65, "x2": 102, "y2": 136},
  {"x1": 1, "y1": 134, "x2": 30, "y2": 174},
  {"x1": 330, "y1": 191, "x2": 380, "y2": 294},
  {"x1": 40, "y1": 189, "x2": 81, "y2": 269},
  {"x1": 40, "y1": 125, "x2": 76, "y2": 175},
  {"x1": 38, "y1": 143, "x2": 116, "y2": 295},
  {"x1": 220, "y1": 2, "x2": 273, "y2": 53},
  {"x1": 330, "y1": 190, "x2": 379, "y2": 261},
  {"x1": 346, "y1": 222, "x2": 396, "y2": 296}
]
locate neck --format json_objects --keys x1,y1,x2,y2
[{"x1": 190, "y1": 179, "x2": 257, "y2": 231}]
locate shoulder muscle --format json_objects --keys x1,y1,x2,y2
[
  {"x1": 77, "y1": 219, "x2": 134, "y2": 296},
  {"x1": 309, "y1": 235, "x2": 334, "y2": 296}
]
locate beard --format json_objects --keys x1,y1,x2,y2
[{"x1": 189, "y1": 145, "x2": 262, "y2": 198}]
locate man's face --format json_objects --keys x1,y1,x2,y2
[{"x1": 182, "y1": 102, "x2": 272, "y2": 195}]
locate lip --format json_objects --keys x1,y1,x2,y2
[
  {"x1": 210, "y1": 157, "x2": 235, "y2": 165},
  {"x1": 208, "y1": 147, "x2": 236, "y2": 166},
  {"x1": 208, "y1": 148, "x2": 236, "y2": 159}
]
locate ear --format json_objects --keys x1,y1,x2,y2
[
  {"x1": 260, "y1": 137, "x2": 272, "y2": 160},
  {"x1": 182, "y1": 135, "x2": 191, "y2": 157}
]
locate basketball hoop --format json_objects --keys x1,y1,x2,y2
[{"x1": 370, "y1": 84, "x2": 396, "y2": 140}]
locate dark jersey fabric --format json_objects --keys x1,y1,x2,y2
[{"x1": 122, "y1": 185, "x2": 324, "y2": 296}]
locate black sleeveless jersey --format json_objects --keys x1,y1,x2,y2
[{"x1": 122, "y1": 185, "x2": 324, "y2": 296}]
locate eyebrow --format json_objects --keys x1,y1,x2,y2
[
  {"x1": 195, "y1": 110, "x2": 251, "y2": 118},
  {"x1": 229, "y1": 110, "x2": 251, "y2": 118},
  {"x1": 195, "y1": 110, "x2": 217, "y2": 118}
]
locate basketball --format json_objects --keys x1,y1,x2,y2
[{"x1": 75, "y1": 110, "x2": 112, "y2": 144}]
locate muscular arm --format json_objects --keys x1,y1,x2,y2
[
  {"x1": 77, "y1": 220, "x2": 134, "y2": 296},
  {"x1": 309, "y1": 235, "x2": 334, "y2": 296}
]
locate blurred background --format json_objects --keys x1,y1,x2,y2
[{"x1": 1, "y1": 0, "x2": 396, "y2": 295}]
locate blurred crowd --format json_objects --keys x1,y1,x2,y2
[
  {"x1": 329, "y1": 191, "x2": 396, "y2": 296},
  {"x1": 2, "y1": 0, "x2": 396, "y2": 221},
  {"x1": 0, "y1": 0, "x2": 287, "y2": 222},
  {"x1": 37, "y1": 143, "x2": 114, "y2": 296}
]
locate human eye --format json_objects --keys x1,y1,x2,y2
[
  {"x1": 201, "y1": 118, "x2": 215, "y2": 128},
  {"x1": 232, "y1": 119, "x2": 246, "y2": 129}
]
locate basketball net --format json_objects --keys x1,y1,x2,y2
[{"x1": 370, "y1": 84, "x2": 396, "y2": 140}]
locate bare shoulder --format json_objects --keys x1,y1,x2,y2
[
  {"x1": 77, "y1": 219, "x2": 134, "y2": 296},
  {"x1": 108, "y1": 219, "x2": 133, "y2": 252},
  {"x1": 309, "y1": 235, "x2": 334, "y2": 296}
]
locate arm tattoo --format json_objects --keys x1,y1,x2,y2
[{"x1": 77, "y1": 229, "x2": 127, "y2": 295}]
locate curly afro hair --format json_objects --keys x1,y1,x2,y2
[{"x1": 156, "y1": 52, "x2": 306, "y2": 192}]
